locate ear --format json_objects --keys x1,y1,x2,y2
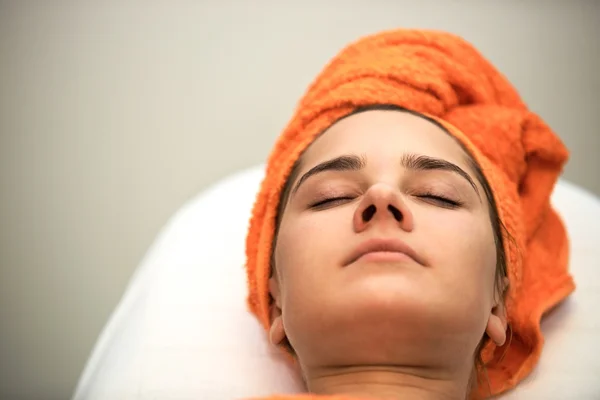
[
  {"x1": 268, "y1": 275, "x2": 286, "y2": 346},
  {"x1": 485, "y1": 277, "x2": 509, "y2": 346}
]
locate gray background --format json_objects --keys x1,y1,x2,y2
[{"x1": 0, "y1": 1, "x2": 598, "y2": 399}]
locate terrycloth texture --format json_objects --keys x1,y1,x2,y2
[{"x1": 245, "y1": 29, "x2": 574, "y2": 398}]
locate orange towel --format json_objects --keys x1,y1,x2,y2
[{"x1": 245, "y1": 29, "x2": 574, "y2": 399}]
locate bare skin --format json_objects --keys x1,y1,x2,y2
[{"x1": 307, "y1": 366, "x2": 467, "y2": 399}]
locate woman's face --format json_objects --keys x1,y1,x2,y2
[{"x1": 271, "y1": 110, "x2": 503, "y2": 376}]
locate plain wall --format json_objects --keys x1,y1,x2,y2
[{"x1": 0, "y1": 1, "x2": 598, "y2": 399}]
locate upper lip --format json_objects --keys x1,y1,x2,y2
[{"x1": 344, "y1": 237, "x2": 424, "y2": 266}]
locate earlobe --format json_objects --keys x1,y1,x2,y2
[
  {"x1": 486, "y1": 277, "x2": 510, "y2": 346},
  {"x1": 269, "y1": 314, "x2": 286, "y2": 345},
  {"x1": 486, "y1": 315, "x2": 507, "y2": 346},
  {"x1": 268, "y1": 276, "x2": 286, "y2": 346},
  {"x1": 486, "y1": 302, "x2": 508, "y2": 346}
]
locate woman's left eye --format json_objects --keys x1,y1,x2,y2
[{"x1": 418, "y1": 194, "x2": 462, "y2": 209}]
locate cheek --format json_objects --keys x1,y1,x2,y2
[
  {"x1": 416, "y1": 211, "x2": 497, "y2": 337},
  {"x1": 420, "y1": 211, "x2": 497, "y2": 300},
  {"x1": 274, "y1": 212, "x2": 350, "y2": 352},
  {"x1": 274, "y1": 211, "x2": 347, "y2": 296}
]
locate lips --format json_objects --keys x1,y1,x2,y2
[{"x1": 345, "y1": 237, "x2": 424, "y2": 266}]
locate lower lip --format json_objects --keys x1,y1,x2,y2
[{"x1": 355, "y1": 251, "x2": 415, "y2": 263}]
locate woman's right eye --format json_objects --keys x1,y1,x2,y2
[{"x1": 310, "y1": 196, "x2": 354, "y2": 209}]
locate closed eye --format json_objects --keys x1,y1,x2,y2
[
  {"x1": 418, "y1": 194, "x2": 462, "y2": 209},
  {"x1": 310, "y1": 196, "x2": 355, "y2": 209}
]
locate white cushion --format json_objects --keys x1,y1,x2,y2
[{"x1": 72, "y1": 165, "x2": 600, "y2": 400}]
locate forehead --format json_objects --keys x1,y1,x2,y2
[{"x1": 301, "y1": 110, "x2": 471, "y2": 170}]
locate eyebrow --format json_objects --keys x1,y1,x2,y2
[{"x1": 291, "y1": 153, "x2": 480, "y2": 199}]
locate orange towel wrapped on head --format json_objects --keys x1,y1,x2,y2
[{"x1": 245, "y1": 29, "x2": 574, "y2": 399}]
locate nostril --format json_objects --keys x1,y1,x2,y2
[
  {"x1": 362, "y1": 204, "x2": 376, "y2": 222},
  {"x1": 388, "y1": 205, "x2": 403, "y2": 221}
]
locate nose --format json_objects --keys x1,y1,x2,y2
[{"x1": 353, "y1": 183, "x2": 414, "y2": 233}]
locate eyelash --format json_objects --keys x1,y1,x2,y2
[
  {"x1": 309, "y1": 192, "x2": 463, "y2": 209},
  {"x1": 417, "y1": 191, "x2": 463, "y2": 209},
  {"x1": 310, "y1": 196, "x2": 355, "y2": 208}
]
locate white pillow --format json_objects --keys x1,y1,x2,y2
[{"x1": 73, "y1": 165, "x2": 600, "y2": 400}]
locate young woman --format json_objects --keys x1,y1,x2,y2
[{"x1": 245, "y1": 29, "x2": 574, "y2": 400}]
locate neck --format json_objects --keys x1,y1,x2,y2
[{"x1": 306, "y1": 365, "x2": 469, "y2": 400}]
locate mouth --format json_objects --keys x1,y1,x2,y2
[{"x1": 345, "y1": 237, "x2": 423, "y2": 267}]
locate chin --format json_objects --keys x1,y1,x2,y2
[
  {"x1": 342, "y1": 272, "x2": 428, "y2": 305},
  {"x1": 296, "y1": 313, "x2": 478, "y2": 371},
  {"x1": 288, "y1": 300, "x2": 481, "y2": 372}
]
